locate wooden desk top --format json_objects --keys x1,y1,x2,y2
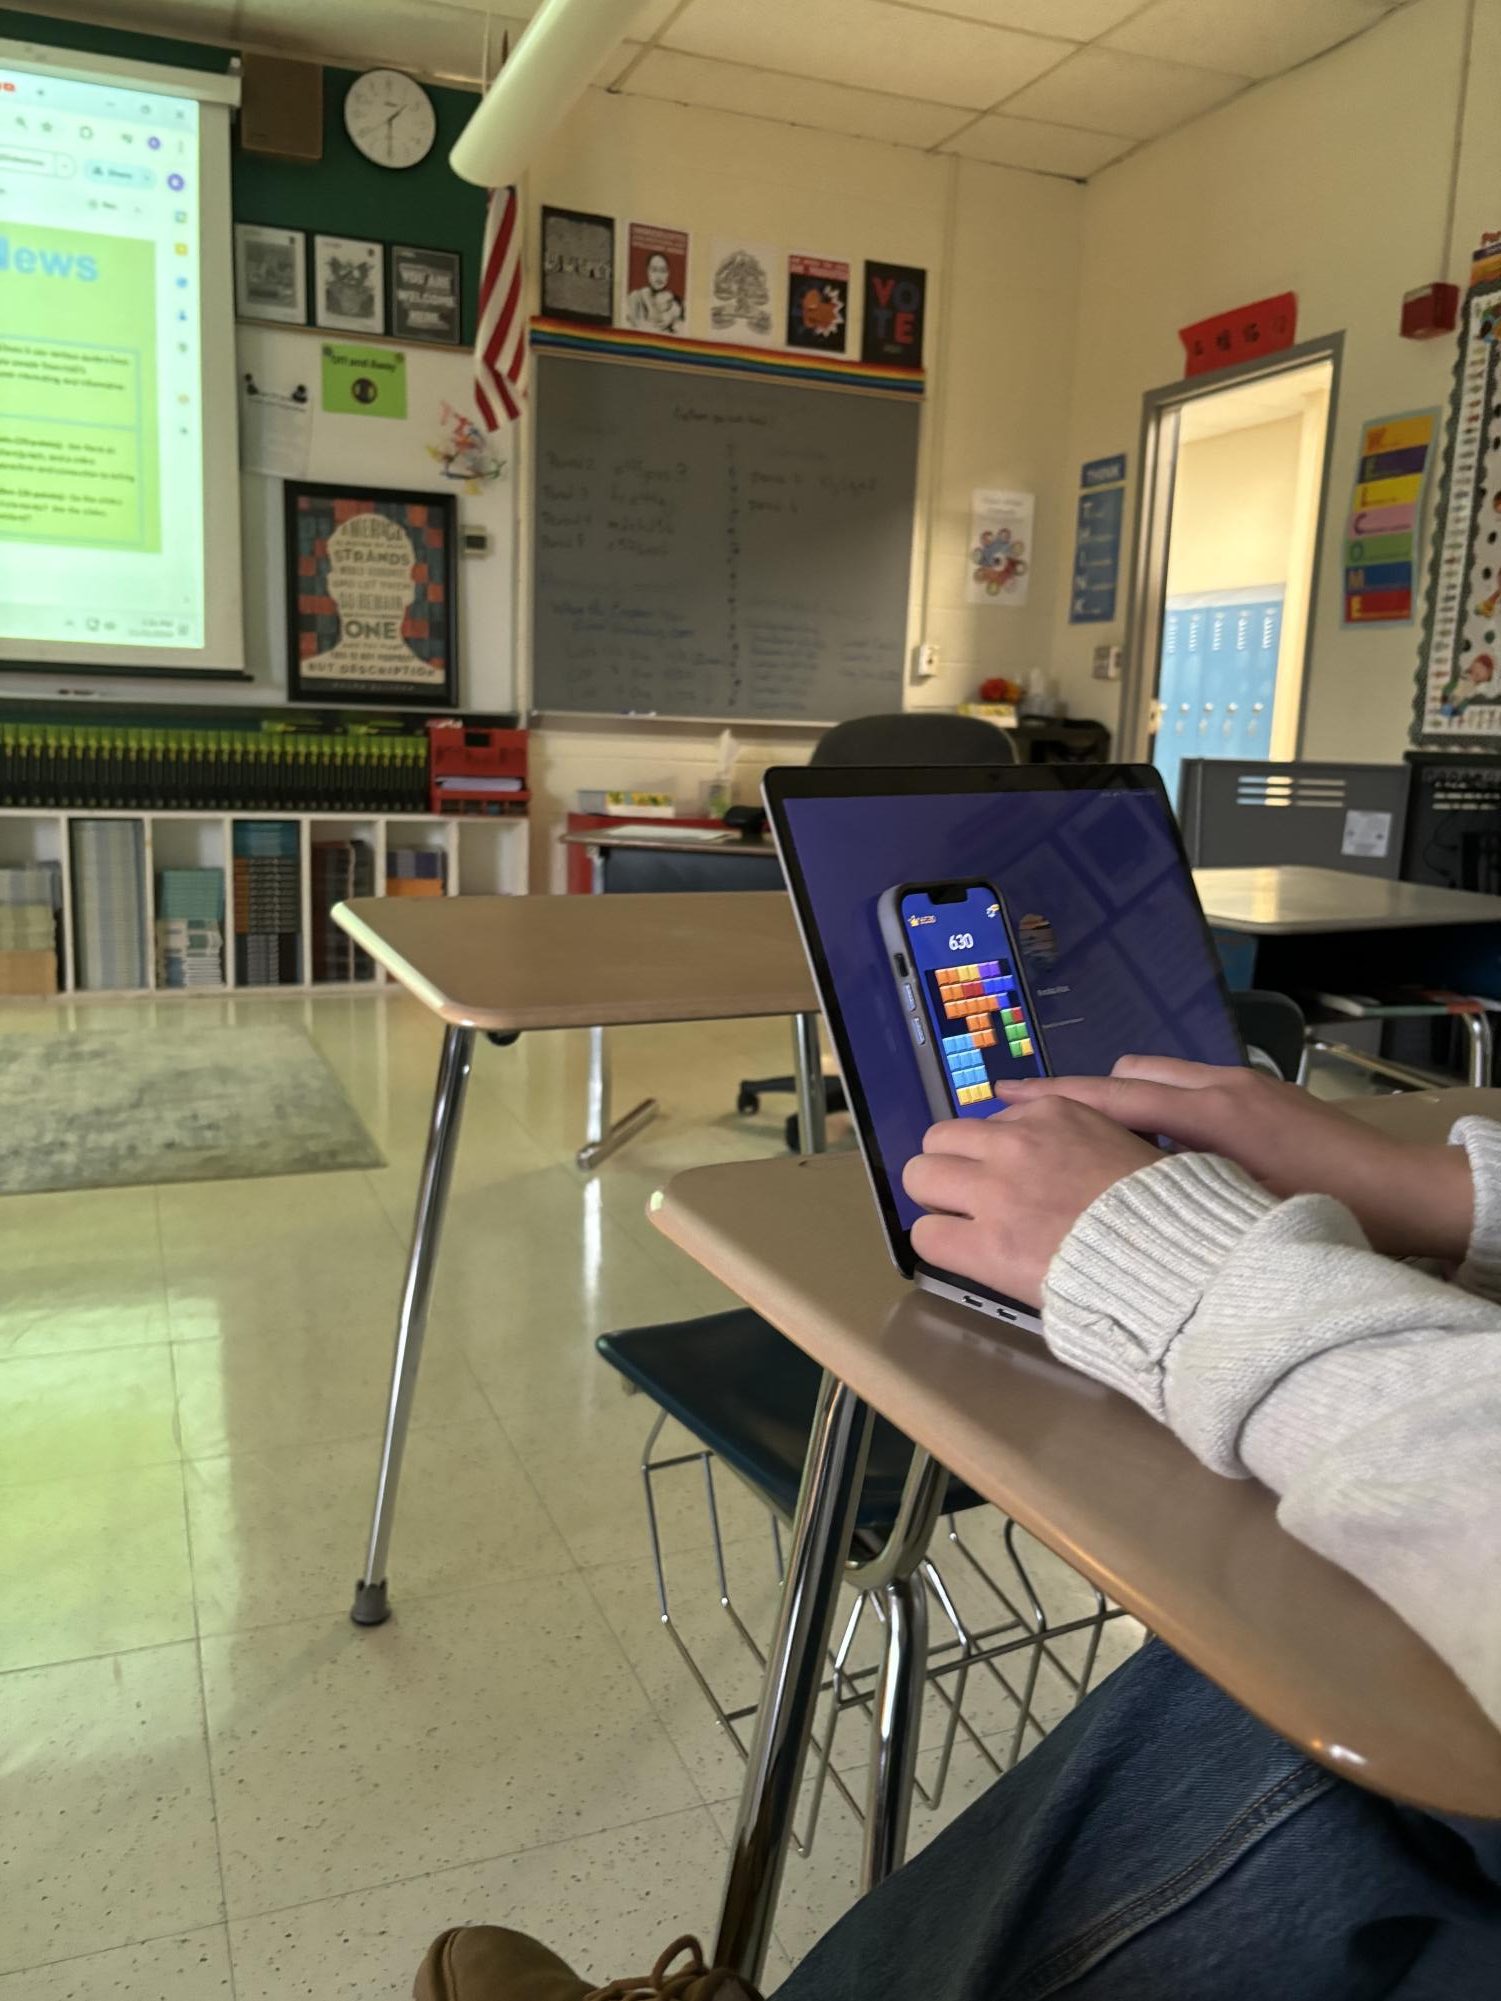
[
  {"x1": 559, "y1": 828, "x2": 778, "y2": 858},
  {"x1": 650, "y1": 1149, "x2": 1501, "y2": 1817},
  {"x1": 333, "y1": 892, "x2": 815, "y2": 1032},
  {"x1": 1197, "y1": 865, "x2": 1501, "y2": 936}
]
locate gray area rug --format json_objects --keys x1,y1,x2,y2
[{"x1": 0, "y1": 1022, "x2": 384, "y2": 1194}]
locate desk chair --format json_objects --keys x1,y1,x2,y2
[
  {"x1": 738, "y1": 711, "x2": 1016, "y2": 1146},
  {"x1": 596, "y1": 1312, "x2": 1121, "y2": 1891}
]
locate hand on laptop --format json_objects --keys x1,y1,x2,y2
[
  {"x1": 1003, "y1": 1059, "x2": 1474, "y2": 1265},
  {"x1": 903, "y1": 1098, "x2": 1158, "y2": 1305}
]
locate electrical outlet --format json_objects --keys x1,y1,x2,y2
[
  {"x1": 912, "y1": 641, "x2": 940, "y2": 680},
  {"x1": 1091, "y1": 643, "x2": 1121, "y2": 681}
]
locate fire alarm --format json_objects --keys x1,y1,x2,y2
[{"x1": 1401, "y1": 282, "x2": 1460, "y2": 340}]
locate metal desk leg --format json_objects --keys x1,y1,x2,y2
[
  {"x1": 574, "y1": 842, "x2": 659, "y2": 1171},
  {"x1": 351, "y1": 1023, "x2": 475, "y2": 1626},
  {"x1": 713, "y1": 1372, "x2": 873, "y2": 1984},
  {"x1": 575, "y1": 1023, "x2": 659, "y2": 1171},
  {"x1": 791, "y1": 1011, "x2": 827, "y2": 1158},
  {"x1": 863, "y1": 1570, "x2": 929, "y2": 1888}
]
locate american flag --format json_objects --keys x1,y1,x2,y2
[{"x1": 475, "y1": 184, "x2": 526, "y2": 432}]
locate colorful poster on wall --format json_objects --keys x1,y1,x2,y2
[
  {"x1": 1414, "y1": 278, "x2": 1501, "y2": 741},
  {"x1": 1342, "y1": 407, "x2": 1437, "y2": 625},
  {"x1": 1179, "y1": 292, "x2": 1296, "y2": 377},
  {"x1": 1069, "y1": 453, "x2": 1126, "y2": 622},
  {"x1": 320, "y1": 342, "x2": 407, "y2": 419},
  {"x1": 540, "y1": 207, "x2": 614, "y2": 326},
  {"x1": 623, "y1": 223, "x2": 688, "y2": 336},
  {"x1": 861, "y1": 261, "x2": 926, "y2": 368},
  {"x1": 285, "y1": 482, "x2": 457, "y2": 707},
  {"x1": 968, "y1": 489, "x2": 1033, "y2": 606},
  {"x1": 786, "y1": 254, "x2": 849, "y2": 352},
  {"x1": 709, "y1": 241, "x2": 780, "y2": 346}
]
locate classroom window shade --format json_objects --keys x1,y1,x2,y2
[{"x1": 0, "y1": 41, "x2": 244, "y2": 676}]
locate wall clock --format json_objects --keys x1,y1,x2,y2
[{"x1": 343, "y1": 69, "x2": 437, "y2": 171}]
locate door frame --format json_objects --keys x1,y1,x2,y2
[{"x1": 1119, "y1": 331, "x2": 1345, "y2": 766}]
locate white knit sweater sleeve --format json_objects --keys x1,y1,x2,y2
[{"x1": 1042, "y1": 1117, "x2": 1501, "y2": 1734}]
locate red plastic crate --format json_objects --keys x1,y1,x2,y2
[{"x1": 427, "y1": 721, "x2": 530, "y2": 817}]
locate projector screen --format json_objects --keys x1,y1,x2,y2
[{"x1": 0, "y1": 41, "x2": 243, "y2": 677}]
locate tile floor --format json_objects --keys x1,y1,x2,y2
[{"x1": 0, "y1": 994, "x2": 1139, "y2": 1997}]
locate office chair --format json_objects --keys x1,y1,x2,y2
[{"x1": 738, "y1": 711, "x2": 1016, "y2": 1145}]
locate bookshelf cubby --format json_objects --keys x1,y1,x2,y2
[{"x1": 0, "y1": 809, "x2": 527, "y2": 1001}]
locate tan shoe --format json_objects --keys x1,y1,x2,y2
[{"x1": 414, "y1": 1929, "x2": 763, "y2": 2001}]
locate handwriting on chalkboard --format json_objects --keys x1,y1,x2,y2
[{"x1": 532, "y1": 353, "x2": 918, "y2": 718}]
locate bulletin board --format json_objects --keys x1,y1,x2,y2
[
  {"x1": 1413, "y1": 277, "x2": 1501, "y2": 745},
  {"x1": 237, "y1": 324, "x2": 516, "y2": 712}
]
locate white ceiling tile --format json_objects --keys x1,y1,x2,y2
[
  {"x1": 1104, "y1": 0, "x2": 1402, "y2": 81},
  {"x1": 998, "y1": 44, "x2": 1247, "y2": 138},
  {"x1": 663, "y1": 0, "x2": 1073, "y2": 111},
  {"x1": 943, "y1": 110, "x2": 1131, "y2": 176},
  {"x1": 620, "y1": 47, "x2": 964, "y2": 147},
  {"x1": 892, "y1": 0, "x2": 1145, "y2": 39}
]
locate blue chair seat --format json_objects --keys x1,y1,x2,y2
[{"x1": 597, "y1": 1308, "x2": 981, "y2": 1533}]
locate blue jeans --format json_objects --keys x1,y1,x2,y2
[{"x1": 770, "y1": 1641, "x2": 1501, "y2": 1999}]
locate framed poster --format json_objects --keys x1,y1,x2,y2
[
  {"x1": 284, "y1": 481, "x2": 458, "y2": 707},
  {"x1": 540, "y1": 206, "x2": 614, "y2": 325},
  {"x1": 233, "y1": 222, "x2": 307, "y2": 325},
  {"x1": 390, "y1": 245, "x2": 462, "y2": 345},
  {"x1": 312, "y1": 233, "x2": 386, "y2": 335}
]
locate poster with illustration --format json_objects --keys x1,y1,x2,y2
[
  {"x1": 623, "y1": 222, "x2": 688, "y2": 336},
  {"x1": 786, "y1": 253, "x2": 849, "y2": 352},
  {"x1": 967, "y1": 490, "x2": 1033, "y2": 606},
  {"x1": 709, "y1": 240, "x2": 781, "y2": 346},
  {"x1": 540, "y1": 207, "x2": 614, "y2": 325},
  {"x1": 285, "y1": 481, "x2": 457, "y2": 706},
  {"x1": 1413, "y1": 277, "x2": 1501, "y2": 742},
  {"x1": 862, "y1": 260, "x2": 926, "y2": 368}
]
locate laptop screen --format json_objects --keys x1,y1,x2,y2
[{"x1": 772, "y1": 771, "x2": 1242, "y2": 1240}]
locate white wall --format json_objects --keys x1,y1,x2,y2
[
  {"x1": 1052, "y1": 0, "x2": 1494, "y2": 763},
  {"x1": 522, "y1": 91, "x2": 1082, "y2": 884}
]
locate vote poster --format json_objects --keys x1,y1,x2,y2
[
  {"x1": 1342, "y1": 407, "x2": 1436, "y2": 625},
  {"x1": 861, "y1": 260, "x2": 926, "y2": 369}
]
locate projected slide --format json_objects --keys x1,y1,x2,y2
[{"x1": 0, "y1": 65, "x2": 205, "y2": 651}]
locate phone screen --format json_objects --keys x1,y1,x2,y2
[{"x1": 901, "y1": 885, "x2": 1046, "y2": 1117}]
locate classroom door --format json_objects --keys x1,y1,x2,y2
[{"x1": 1123, "y1": 346, "x2": 1337, "y2": 816}]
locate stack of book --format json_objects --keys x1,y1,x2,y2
[
  {"x1": 233, "y1": 822, "x2": 301, "y2": 987},
  {"x1": 0, "y1": 860, "x2": 61, "y2": 996},
  {"x1": 155, "y1": 867, "x2": 224, "y2": 990},
  {"x1": 311, "y1": 838, "x2": 376, "y2": 983},
  {"x1": 72, "y1": 820, "x2": 147, "y2": 991},
  {"x1": 386, "y1": 849, "x2": 447, "y2": 899}
]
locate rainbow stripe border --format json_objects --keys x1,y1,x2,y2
[{"x1": 529, "y1": 317, "x2": 924, "y2": 395}]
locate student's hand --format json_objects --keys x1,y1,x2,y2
[
  {"x1": 1003, "y1": 1059, "x2": 1474, "y2": 1264},
  {"x1": 903, "y1": 1100, "x2": 1159, "y2": 1306}
]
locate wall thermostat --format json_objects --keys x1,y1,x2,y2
[{"x1": 461, "y1": 526, "x2": 492, "y2": 558}]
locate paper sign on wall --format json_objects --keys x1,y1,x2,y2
[
  {"x1": 321, "y1": 342, "x2": 407, "y2": 419},
  {"x1": 1069, "y1": 454, "x2": 1126, "y2": 623},
  {"x1": 968, "y1": 490, "x2": 1033, "y2": 606}
]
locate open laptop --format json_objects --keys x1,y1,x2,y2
[{"x1": 764, "y1": 763, "x2": 1245, "y2": 1331}]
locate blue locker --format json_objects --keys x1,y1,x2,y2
[{"x1": 1153, "y1": 588, "x2": 1286, "y2": 810}]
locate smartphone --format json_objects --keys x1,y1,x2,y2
[{"x1": 877, "y1": 880, "x2": 1049, "y2": 1122}]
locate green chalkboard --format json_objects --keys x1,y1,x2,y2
[{"x1": 0, "y1": 9, "x2": 486, "y2": 341}]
